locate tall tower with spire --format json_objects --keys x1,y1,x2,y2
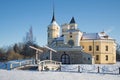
[{"x1": 47, "y1": 4, "x2": 60, "y2": 45}]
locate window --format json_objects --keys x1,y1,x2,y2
[
  {"x1": 48, "y1": 33, "x2": 49, "y2": 37},
  {"x1": 105, "y1": 55, "x2": 108, "y2": 61},
  {"x1": 96, "y1": 55, "x2": 99, "y2": 61},
  {"x1": 89, "y1": 46, "x2": 92, "y2": 51},
  {"x1": 105, "y1": 46, "x2": 108, "y2": 51},
  {"x1": 68, "y1": 40, "x2": 74, "y2": 47},
  {"x1": 46, "y1": 57, "x2": 48, "y2": 59},
  {"x1": 70, "y1": 35, "x2": 72, "y2": 38},
  {"x1": 88, "y1": 58, "x2": 90, "y2": 60},
  {"x1": 82, "y1": 46, "x2": 84, "y2": 50},
  {"x1": 96, "y1": 45, "x2": 99, "y2": 51},
  {"x1": 82, "y1": 46, "x2": 84, "y2": 48}
]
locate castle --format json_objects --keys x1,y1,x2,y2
[{"x1": 40, "y1": 10, "x2": 116, "y2": 64}]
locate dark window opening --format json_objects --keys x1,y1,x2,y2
[
  {"x1": 96, "y1": 55, "x2": 99, "y2": 61},
  {"x1": 46, "y1": 57, "x2": 48, "y2": 59},
  {"x1": 82, "y1": 46, "x2": 84, "y2": 50},
  {"x1": 106, "y1": 55, "x2": 108, "y2": 61},
  {"x1": 70, "y1": 35, "x2": 72, "y2": 38},
  {"x1": 89, "y1": 46, "x2": 92, "y2": 51},
  {"x1": 96, "y1": 45, "x2": 99, "y2": 51},
  {"x1": 106, "y1": 46, "x2": 108, "y2": 51},
  {"x1": 88, "y1": 58, "x2": 90, "y2": 60}
]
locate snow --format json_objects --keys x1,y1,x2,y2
[
  {"x1": 0, "y1": 59, "x2": 34, "y2": 70},
  {"x1": 82, "y1": 33, "x2": 100, "y2": 40},
  {"x1": 61, "y1": 64, "x2": 120, "y2": 74},
  {"x1": 98, "y1": 32, "x2": 113, "y2": 39},
  {"x1": 48, "y1": 21, "x2": 60, "y2": 29},
  {"x1": 0, "y1": 61, "x2": 120, "y2": 80},
  {"x1": 0, "y1": 70, "x2": 120, "y2": 80},
  {"x1": 82, "y1": 32, "x2": 113, "y2": 40},
  {"x1": 56, "y1": 36, "x2": 64, "y2": 41},
  {"x1": 0, "y1": 62, "x2": 6, "y2": 69}
]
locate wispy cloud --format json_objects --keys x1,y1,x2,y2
[{"x1": 104, "y1": 26, "x2": 115, "y2": 34}]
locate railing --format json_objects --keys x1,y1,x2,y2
[
  {"x1": 6, "y1": 59, "x2": 34, "y2": 70},
  {"x1": 39, "y1": 60, "x2": 61, "y2": 65},
  {"x1": 38, "y1": 60, "x2": 61, "y2": 71},
  {"x1": 60, "y1": 65, "x2": 120, "y2": 75}
]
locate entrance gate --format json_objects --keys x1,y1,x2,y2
[{"x1": 61, "y1": 53, "x2": 70, "y2": 64}]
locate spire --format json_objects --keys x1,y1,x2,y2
[
  {"x1": 70, "y1": 17, "x2": 76, "y2": 24},
  {"x1": 51, "y1": 1, "x2": 56, "y2": 23}
]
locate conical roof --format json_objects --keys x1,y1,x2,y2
[
  {"x1": 70, "y1": 17, "x2": 76, "y2": 24},
  {"x1": 51, "y1": 12, "x2": 55, "y2": 23}
]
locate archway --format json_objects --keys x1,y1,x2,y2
[{"x1": 61, "y1": 53, "x2": 70, "y2": 64}]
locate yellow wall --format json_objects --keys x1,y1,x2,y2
[{"x1": 80, "y1": 40, "x2": 116, "y2": 64}]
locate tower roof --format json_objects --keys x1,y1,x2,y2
[
  {"x1": 51, "y1": 2, "x2": 56, "y2": 23},
  {"x1": 51, "y1": 12, "x2": 55, "y2": 23},
  {"x1": 70, "y1": 17, "x2": 76, "y2": 24}
]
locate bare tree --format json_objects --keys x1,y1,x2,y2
[
  {"x1": 24, "y1": 26, "x2": 35, "y2": 44},
  {"x1": 21, "y1": 26, "x2": 39, "y2": 58}
]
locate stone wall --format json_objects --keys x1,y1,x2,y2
[{"x1": 40, "y1": 49, "x2": 92, "y2": 64}]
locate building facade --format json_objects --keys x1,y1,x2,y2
[
  {"x1": 80, "y1": 32, "x2": 116, "y2": 64},
  {"x1": 44, "y1": 11, "x2": 116, "y2": 64}
]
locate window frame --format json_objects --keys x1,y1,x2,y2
[
  {"x1": 96, "y1": 55, "x2": 99, "y2": 61},
  {"x1": 96, "y1": 45, "x2": 99, "y2": 51},
  {"x1": 89, "y1": 45, "x2": 92, "y2": 51},
  {"x1": 105, "y1": 55, "x2": 108, "y2": 61},
  {"x1": 105, "y1": 45, "x2": 108, "y2": 51}
]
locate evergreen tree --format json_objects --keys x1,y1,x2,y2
[{"x1": 13, "y1": 43, "x2": 19, "y2": 53}]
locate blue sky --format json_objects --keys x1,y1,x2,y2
[{"x1": 0, "y1": 0, "x2": 120, "y2": 47}]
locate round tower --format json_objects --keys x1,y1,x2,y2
[{"x1": 47, "y1": 12, "x2": 60, "y2": 45}]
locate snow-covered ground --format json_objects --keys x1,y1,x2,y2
[
  {"x1": 0, "y1": 69, "x2": 120, "y2": 80},
  {"x1": 0, "y1": 60, "x2": 120, "y2": 80}
]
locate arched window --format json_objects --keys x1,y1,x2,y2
[
  {"x1": 96, "y1": 55, "x2": 99, "y2": 61},
  {"x1": 96, "y1": 45, "x2": 99, "y2": 51},
  {"x1": 89, "y1": 45, "x2": 92, "y2": 51},
  {"x1": 70, "y1": 35, "x2": 72, "y2": 38},
  {"x1": 105, "y1": 45, "x2": 108, "y2": 51},
  {"x1": 105, "y1": 55, "x2": 108, "y2": 61},
  {"x1": 68, "y1": 40, "x2": 74, "y2": 47},
  {"x1": 61, "y1": 52, "x2": 70, "y2": 64}
]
